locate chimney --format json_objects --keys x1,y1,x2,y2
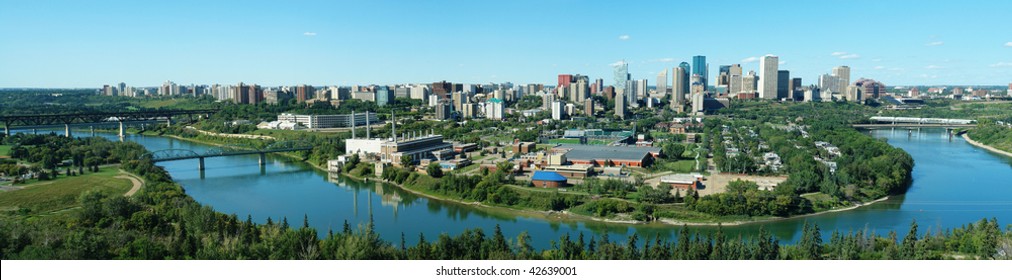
[
  {"x1": 366, "y1": 111, "x2": 371, "y2": 139},
  {"x1": 391, "y1": 111, "x2": 396, "y2": 141},
  {"x1": 351, "y1": 110, "x2": 356, "y2": 139}
]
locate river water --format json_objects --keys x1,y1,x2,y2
[{"x1": 23, "y1": 127, "x2": 1012, "y2": 248}]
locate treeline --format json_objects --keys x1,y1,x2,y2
[{"x1": 968, "y1": 122, "x2": 1012, "y2": 154}]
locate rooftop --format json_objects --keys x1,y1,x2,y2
[
  {"x1": 556, "y1": 144, "x2": 661, "y2": 162},
  {"x1": 532, "y1": 171, "x2": 567, "y2": 182}
]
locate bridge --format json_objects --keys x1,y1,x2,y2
[
  {"x1": 142, "y1": 141, "x2": 313, "y2": 171},
  {"x1": 852, "y1": 116, "x2": 977, "y2": 129},
  {"x1": 1, "y1": 109, "x2": 219, "y2": 137}
]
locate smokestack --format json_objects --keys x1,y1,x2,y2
[
  {"x1": 366, "y1": 111, "x2": 371, "y2": 139},
  {"x1": 391, "y1": 111, "x2": 396, "y2": 142},
  {"x1": 351, "y1": 110, "x2": 356, "y2": 139}
]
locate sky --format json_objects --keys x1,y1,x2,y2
[{"x1": 1, "y1": 0, "x2": 1010, "y2": 88}]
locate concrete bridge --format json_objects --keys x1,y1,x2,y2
[
  {"x1": 1, "y1": 109, "x2": 219, "y2": 137},
  {"x1": 851, "y1": 123, "x2": 977, "y2": 128},
  {"x1": 143, "y1": 141, "x2": 313, "y2": 171}
]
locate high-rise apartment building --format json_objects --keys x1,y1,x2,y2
[
  {"x1": 614, "y1": 92, "x2": 626, "y2": 119},
  {"x1": 672, "y1": 66, "x2": 687, "y2": 110},
  {"x1": 656, "y1": 69, "x2": 668, "y2": 96},
  {"x1": 758, "y1": 55, "x2": 779, "y2": 99},
  {"x1": 296, "y1": 84, "x2": 315, "y2": 102},
  {"x1": 558, "y1": 74, "x2": 573, "y2": 88}
]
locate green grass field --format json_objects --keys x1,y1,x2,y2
[
  {"x1": 653, "y1": 159, "x2": 697, "y2": 173},
  {"x1": 0, "y1": 145, "x2": 11, "y2": 157},
  {"x1": 0, "y1": 168, "x2": 131, "y2": 216}
]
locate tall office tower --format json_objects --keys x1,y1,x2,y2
[
  {"x1": 656, "y1": 69, "x2": 668, "y2": 96},
  {"x1": 375, "y1": 86, "x2": 393, "y2": 106},
  {"x1": 594, "y1": 78, "x2": 604, "y2": 93},
  {"x1": 452, "y1": 91, "x2": 466, "y2": 112},
  {"x1": 832, "y1": 66, "x2": 851, "y2": 93},
  {"x1": 558, "y1": 74, "x2": 574, "y2": 88},
  {"x1": 551, "y1": 100, "x2": 565, "y2": 120},
  {"x1": 614, "y1": 92, "x2": 626, "y2": 119},
  {"x1": 717, "y1": 65, "x2": 731, "y2": 87},
  {"x1": 295, "y1": 84, "x2": 314, "y2": 102},
  {"x1": 818, "y1": 74, "x2": 839, "y2": 94},
  {"x1": 613, "y1": 60, "x2": 630, "y2": 91},
  {"x1": 672, "y1": 66, "x2": 687, "y2": 110},
  {"x1": 777, "y1": 70, "x2": 790, "y2": 100},
  {"x1": 742, "y1": 71, "x2": 759, "y2": 94},
  {"x1": 678, "y1": 62, "x2": 691, "y2": 94},
  {"x1": 758, "y1": 55, "x2": 779, "y2": 99},
  {"x1": 790, "y1": 78, "x2": 803, "y2": 100},
  {"x1": 729, "y1": 64, "x2": 742, "y2": 77},
  {"x1": 729, "y1": 74, "x2": 742, "y2": 94},
  {"x1": 584, "y1": 98, "x2": 594, "y2": 117},
  {"x1": 690, "y1": 74, "x2": 704, "y2": 95},
  {"x1": 692, "y1": 55, "x2": 707, "y2": 89},
  {"x1": 574, "y1": 74, "x2": 589, "y2": 85}
]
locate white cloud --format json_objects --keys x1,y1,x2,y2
[
  {"x1": 925, "y1": 41, "x2": 944, "y2": 46},
  {"x1": 871, "y1": 58, "x2": 883, "y2": 62},
  {"x1": 778, "y1": 61, "x2": 786, "y2": 65},
  {"x1": 741, "y1": 56, "x2": 760, "y2": 63},
  {"x1": 303, "y1": 32, "x2": 317, "y2": 36},
  {"x1": 657, "y1": 58, "x2": 675, "y2": 63},
  {"x1": 990, "y1": 62, "x2": 1012, "y2": 67},
  {"x1": 874, "y1": 66, "x2": 886, "y2": 70},
  {"x1": 1005, "y1": 42, "x2": 1012, "y2": 47},
  {"x1": 831, "y1": 51, "x2": 847, "y2": 56},
  {"x1": 609, "y1": 60, "x2": 626, "y2": 67},
  {"x1": 618, "y1": 35, "x2": 630, "y2": 40},
  {"x1": 839, "y1": 54, "x2": 860, "y2": 59},
  {"x1": 925, "y1": 65, "x2": 945, "y2": 69}
]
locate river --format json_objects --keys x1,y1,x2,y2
[{"x1": 22, "y1": 127, "x2": 1012, "y2": 248}]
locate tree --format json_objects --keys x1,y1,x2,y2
[
  {"x1": 400, "y1": 155, "x2": 414, "y2": 168},
  {"x1": 664, "y1": 143, "x2": 686, "y2": 160},
  {"x1": 426, "y1": 162, "x2": 443, "y2": 178}
]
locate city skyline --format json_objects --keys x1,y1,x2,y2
[{"x1": 1, "y1": 0, "x2": 1011, "y2": 88}]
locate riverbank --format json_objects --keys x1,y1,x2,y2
[
  {"x1": 153, "y1": 131, "x2": 896, "y2": 227},
  {"x1": 963, "y1": 134, "x2": 1012, "y2": 158}
]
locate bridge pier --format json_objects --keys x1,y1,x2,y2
[
  {"x1": 165, "y1": 117, "x2": 172, "y2": 127},
  {"x1": 258, "y1": 153, "x2": 267, "y2": 166},
  {"x1": 90, "y1": 126, "x2": 95, "y2": 137},
  {"x1": 3, "y1": 124, "x2": 8, "y2": 136},
  {"x1": 198, "y1": 157, "x2": 205, "y2": 171},
  {"x1": 65, "y1": 124, "x2": 72, "y2": 138},
  {"x1": 118, "y1": 121, "x2": 125, "y2": 138},
  {"x1": 32, "y1": 129, "x2": 37, "y2": 135}
]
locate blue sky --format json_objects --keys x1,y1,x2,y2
[{"x1": 1, "y1": 0, "x2": 1010, "y2": 88}]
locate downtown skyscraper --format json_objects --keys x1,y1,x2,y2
[
  {"x1": 613, "y1": 60, "x2": 630, "y2": 92},
  {"x1": 692, "y1": 55, "x2": 707, "y2": 89},
  {"x1": 758, "y1": 55, "x2": 779, "y2": 99}
]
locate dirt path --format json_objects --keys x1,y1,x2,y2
[{"x1": 115, "y1": 174, "x2": 144, "y2": 197}]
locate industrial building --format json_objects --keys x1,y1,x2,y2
[
  {"x1": 277, "y1": 112, "x2": 378, "y2": 129},
  {"x1": 552, "y1": 144, "x2": 661, "y2": 167}
]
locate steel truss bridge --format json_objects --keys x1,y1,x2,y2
[
  {"x1": 142, "y1": 140, "x2": 314, "y2": 171},
  {"x1": 1, "y1": 109, "x2": 219, "y2": 137}
]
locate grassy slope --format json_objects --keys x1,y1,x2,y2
[
  {"x1": 0, "y1": 167, "x2": 131, "y2": 216},
  {"x1": 0, "y1": 145, "x2": 10, "y2": 157}
]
